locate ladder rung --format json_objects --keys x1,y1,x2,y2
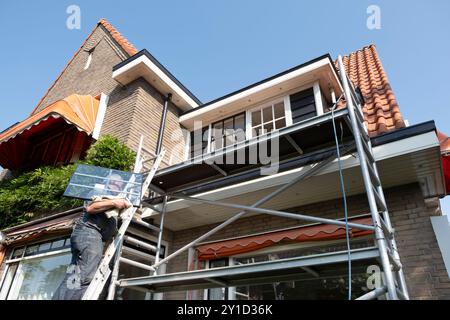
[
  {"x1": 123, "y1": 235, "x2": 157, "y2": 252},
  {"x1": 143, "y1": 156, "x2": 157, "y2": 164},
  {"x1": 119, "y1": 257, "x2": 155, "y2": 271},
  {"x1": 372, "y1": 185, "x2": 387, "y2": 212},
  {"x1": 361, "y1": 138, "x2": 375, "y2": 164},
  {"x1": 131, "y1": 217, "x2": 161, "y2": 232},
  {"x1": 355, "y1": 117, "x2": 370, "y2": 143},
  {"x1": 354, "y1": 105, "x2": 365, "y2": 124},
  {"x1": 378, "y1": 216, "x2": 394, "y2": 239},
  {"x1": 396, "y1": 288, "x2": 407, "y2": 300},
  {"x1": 388, "y1": 251, "x2": 402, "y2": 272},
  {"x1": 366, "y1": 159, "x2": 381, "y2": 187}
]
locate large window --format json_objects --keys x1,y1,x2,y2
[
  {"x1": 0, "y1": 237, "x2": 71, "y2": 300},
  {"x1": 188, "y1": 84, "x2": 323, "y2": 157},
  {"x1": 211, "y1": 113, "x2": 246, "y2": 151},
  {"x1": 204, "y1": 239, "x2": 380, "y2": 300},
  {"x1": 248, "y1": 100, "x2": 287, "y2": 138},
  {"x1": 189, "y1": 113, "x2": 246, "y2": 158}
]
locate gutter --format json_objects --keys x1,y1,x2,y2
[{"x1": 1, "y1": 206, "x2": 83, "y2": 234}]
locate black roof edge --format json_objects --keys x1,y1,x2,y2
[
  {"x1": 148, "y1": 120, "x2": 438, "y2": 198},
  {"x1": 181, "y1": 53, "x2": 334, "y2": 116},
  {"x1": 112, "y1": 49, "x2": 203, "y2": 105},
  {"x1": 371, "y1": 120, "x2": 436, "y2": 147}
]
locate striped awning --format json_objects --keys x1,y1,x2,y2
[
  {"x1": 0, "y1": 94, "x2": 100, "y2": 144},
  {"x1": 196, "y1": 217, "x2": 373, "y2": 260}
]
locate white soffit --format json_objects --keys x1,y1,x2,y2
[{"x1": 112, "y1": 55, "x2": 199, "y2": 111}]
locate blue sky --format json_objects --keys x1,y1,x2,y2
[{"x1": 0, "y1": 1, "x2": 449, "y2": 216}]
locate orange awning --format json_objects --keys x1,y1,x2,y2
[
  {"x1": 0, "y1": 94, "x2": 100, "y2": 170},
  {"x1": 196, "y1": 217, "x2": 373, "y2": 260},
  {"x1": 0, "y1": 94, "x2": 100, "y2": 144},
  {"x1": 437, "y1": 130, "x2": 450, "y2": 195}
]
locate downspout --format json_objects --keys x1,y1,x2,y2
[{"x1": 155, "y1": 93, "x2": 172, "y2": 156}]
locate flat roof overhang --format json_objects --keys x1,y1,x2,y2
[
  {"x1": 151, "y1": 108, "x2": 352, "y2": 193},
  {"x1": 112, "y1": 49, "x2": 201, "y2": 111},
  {"x1": 143, "y1": 121, "x2": 444, "y2": 231},
  {"x1": 118, "y1": 247, "x2": 379, "y2": 293},
  {"x1": 179, "y1": 55, "x2": 343, "y2": 129}
]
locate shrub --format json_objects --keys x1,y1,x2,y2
[
  {"x1": 0, "y1": 135, "x2": 136, "y2": 229},
  {"x1": 84, "y1": 135, "x2": 136, "y2": 171}
]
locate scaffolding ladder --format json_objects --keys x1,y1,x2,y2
[
  {"x1": 336, "y1": 56, "x2": 409, "y2": 299},
  {"x1": 113, "y1": 56, "x2": 409, "y2": 300},
  {"x1": 82, "y1": 136, "x2": 166, "y2": 300}
]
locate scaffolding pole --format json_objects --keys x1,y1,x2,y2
[
  {"x1": 148, "y1": 152, "x2": 340, "y2": 271},
  {"x1": 337, "y1": 55, "x2": 399, "y2": 300}
]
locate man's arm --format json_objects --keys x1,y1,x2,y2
[{"x1": 86, "y1": 199, "x2": 131, "y2": 214}]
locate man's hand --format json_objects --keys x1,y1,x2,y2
[{"x1": 112, "y1": 199, "x2": 132, "y2": 210}]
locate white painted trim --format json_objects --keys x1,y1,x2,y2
[
  {"x1": 180, "y1": 58, "x2": 330, "y2": 122},
  {"x1": 5, "y1": 248, "x2": 71, "y2": 264},
  {"x1": 92, "y1": 93, "x2": 109, "y2": 140},
  {"x1": 330, "y1": 87, "x2": 337, "y2": 104},
  {"x1": 284, "y1": 96, "x2": 293, "y2": 126},
  {"x1": 84, "y1": 52, "x2": 93, "y2": 70},
  {"x1": 431, "y1": 216, "x2": 450, "y2": 278},
  {"x1": 112, "y1": 55, "x2": 199, "y2": 109},
  {"x1": 247, "y1": 96, "x2": 286, "y2": 139},
  {"x1": 313, "y1": 81, "x2": 324, "y2": 116},
  {"x1": 142, "y1": 131, "x2": 440, "y2": 216}
]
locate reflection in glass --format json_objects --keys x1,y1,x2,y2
[
  {"x1": 63, "y1": 164, "x2": 143, "y2": 206},
  {"x1": 6, "y1": 253, "x2": 71, "y2": 300}
]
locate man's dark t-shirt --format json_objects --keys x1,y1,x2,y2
[{"x1": 76, "y1": 201, "x2": 118, "y2": 242}]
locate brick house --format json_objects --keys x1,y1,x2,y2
[{"x1": 0, "y1": 19, "x2": 449, "y2": 300}]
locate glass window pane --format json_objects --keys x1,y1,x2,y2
[
  {"x1": 262, "y1": 106, "x2": 273, "y2": 123},
  {"x1": 12, "y1": 247, "x2": 25, "y2": 259},
  {"x1": 275, "y1": 118, "x2": 286, "y2": 129},
  {"x1": 274, "y1": 102, "x2": 285, "y2": 119},
  {"x1": 38, "y1": 243, "x2": 51, "y2": 252},
  {"x1": 251, "y1": 111, "x2": 261, "y2": 126},
  {"x1": 51, "y1": 239, "x2": 65, "y2": 249},
  {"x1": 7, "y1": 252, "x2": 71, "y2": 300},
  {"x1": 0, "y1": 263, "x2": 19, "y2": 299},
  {"x1": 224, "y1": 134, "x2": 235, "y2": 147},
  {"x1": 24, "y1": 245, "x2": 39, "y2": 257},
  {"x1": 264, "y1": 122, "x2": 274, "y2": 133},
  {"x1": 223, "y1": 118, "x2": 233, "y2": 130},
  {"x1": 234, "y1": 114, "x2": 245, "y2": 131},
  {"x1": 252, "y1": 125, "x2": 263, "y2": 137}
]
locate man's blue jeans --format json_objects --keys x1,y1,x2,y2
[{"x1": 53, "y1": 224, "x2": 104, "y2": 300}]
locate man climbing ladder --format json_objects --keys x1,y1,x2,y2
[{"x1": 53, "y1": 174, "x2": 132, "y2": 300}]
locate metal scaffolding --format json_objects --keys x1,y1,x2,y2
[{"x1": 86, "y1": 55, "x2": 410, "y2": 300}]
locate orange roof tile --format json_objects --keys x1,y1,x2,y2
[
  {"x1": 29, "y1": 19, "x2": 137, "y2": 116},
  {"x1": 98, "y1": 18, "x2": 137, "y2": 56},
  {"x1": 339, "y1": 44, "x2": 406, "y2": 136},
  {"x1": 438, "y1": 130, "x2": 450, "y2": 154}
]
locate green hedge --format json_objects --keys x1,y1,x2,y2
[{"x1": 0, "y1": 135, "x2": 136, "y2": 229}]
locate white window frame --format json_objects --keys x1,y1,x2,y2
[
  {"x1": 0, "y1": 236, "x2": 72, "y2": 300},
  {"x1": 205, "y1": 235, "x2": 373, "y2": 300},
  {"x1": 84, "y1": 51, "x2": 94, "y2": 70},
  {"x1": 245, "y1": 97, "x2": 290, "y2": 139},
  {"x1": 187, "y1": 83, "x2": 324, "y2": 159},
  {"x1": 123, "y1": 227, "x2": 169, "y2": 300}
]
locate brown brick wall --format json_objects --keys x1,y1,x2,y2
[
  {"x1": 33, "y1": 25, "x2": 129, "y2": 114},
  {"x1": 163, "y1": 183, "x2": 450, "y2": 300},
  {"x1": 100, "y1": 77, "x2": 187, "y2": 165}
]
